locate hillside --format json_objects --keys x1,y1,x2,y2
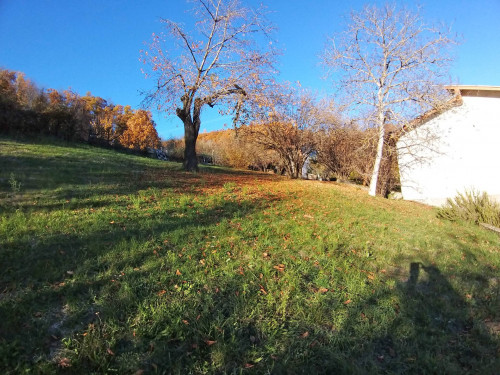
[{"x1": 1, "y1": 138, "x2": 499, "y2": 374}]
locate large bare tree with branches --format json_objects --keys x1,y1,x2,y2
[
  {"x1": 142, "y1": 0, "x2": 276, "y2": 171},
  {"x1": 322, "y1": 3, "x2": 456, "y2": 196}
]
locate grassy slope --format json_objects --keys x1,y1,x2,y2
[{"x1": 0, "y1": 137, "x2": 499, "y2": 374}]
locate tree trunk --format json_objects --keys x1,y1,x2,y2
[
  {"x1": 368, "y1": 109, "x2": 386, "y2": 197},
  {"x1": 177, "y1": 95, "x2": 202, "y2": 172},
  {"x1": 183, "y1": 119, "x2": 199, "y2": 172}
]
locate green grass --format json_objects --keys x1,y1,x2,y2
[{"x1": 1, "y1": 137, "x2": 499, "y2": 374}]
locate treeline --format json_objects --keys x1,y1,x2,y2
[
  {"x1": 0, "y1": 69, "x2": 160, "y2": 151},
  {"x1": 164, "y1": 122, "x2": 399, "y2": 197}
]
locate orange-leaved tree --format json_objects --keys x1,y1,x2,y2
[
  {"x1": 119, "y1": 109, "x2": 160, "y2": 151},
  {"x1": 245, "y1": 88, "x2": 328, "y2": 179}
]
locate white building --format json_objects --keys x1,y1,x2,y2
[{"x1": 397, "y1": 86, "x2": 500, "y2": 206}]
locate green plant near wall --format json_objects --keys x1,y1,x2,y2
[{"x1": 437, "y1": 189, "x2": 500, "y2": 227}]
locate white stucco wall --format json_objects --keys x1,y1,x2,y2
[{"x1": 397, "y1": 95, "x2": 500, "y2": 206}]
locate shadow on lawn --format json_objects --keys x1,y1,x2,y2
[
  {"x1": 311, "y1": 261, "x2": 499, "y2": 374},
  {"x1": 116, "y1": 263, "x2": 499, "y2": 374},
  {"x1": 0, "y1": 188, "x2": 280, "y2": 372},
  {"x1": 1, "y1": 142, "x2": 498, "y2": 373}
]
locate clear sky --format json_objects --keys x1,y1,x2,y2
[{"x1": 1, "y1": 0, "x2": 499, "y2": 139}]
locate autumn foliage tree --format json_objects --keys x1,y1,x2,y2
[
  {"x1": 317, "y1": 122, "x2": 399, "y2": 195},
  {"x1": 142, "y1": 0, "x2": 276, "y2": 171},
  {"x1": 197, "y1": 128, "x2": 279, "y2": 170},
  {"x1": 0, "y1": 68, "x2": 159, "y2": 152},
  {"x1": 119, "y1": 109, "x2": 160, "y2": 150},
  {"x1": 244, "y1": 89, "x2": 325, "y2": 179}
]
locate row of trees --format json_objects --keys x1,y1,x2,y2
[
  {"x1": 142, "y1": 0, "x2": 456, "y2": 196},
  {"x1": 164, "y1": 90, "x2": 399, "y2": 197},
  {"x1": 0, "y1": 69, "x2": 160, "y2": 151}
]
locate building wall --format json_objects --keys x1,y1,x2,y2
[{"x1": 397, "y1": 95, "x2": 500, "y2": 206}]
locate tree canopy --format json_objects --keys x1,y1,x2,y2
[
  {"x1": 322, "y1": 3, "x2": 457, "y2": 196},
  {"x1": 142, "y1": 0, "x2": 277, "y2": 171}
]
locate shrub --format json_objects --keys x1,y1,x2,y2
[{"x1": 437, "y1": 189, "x2": 500, "y2": 227}]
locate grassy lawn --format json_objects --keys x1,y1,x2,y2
[{"x1": 1, "y1": 137, "x2": 499, "y2": 374}]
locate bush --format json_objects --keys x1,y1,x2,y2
[{"x1": 437, "y1": 189, "x2": 500, "y2": 227}]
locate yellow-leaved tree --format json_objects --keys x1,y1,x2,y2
[{"x1": 119, "y1": 109, "x2": 160, "y2": 151}]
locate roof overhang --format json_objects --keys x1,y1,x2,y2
[{"x1": 445, "y1": 85, "x2": 500, "y2": 98}]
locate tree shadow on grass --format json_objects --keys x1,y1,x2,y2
[
  {"x1": 315, "y1": 262, "x2": 499, "y2": 374},
  {"x1": 0, "y1": 190, "x2": 281, "y2": 372},
  {"x1": 99, "y1": 262, "x2": 499, "y2": 374},
  {"x1": 0, "y1": 152, "x2": 282, "y2": 216},
  {"x1": 234, "y1": 261, "x2": 499, "y2": 374}
]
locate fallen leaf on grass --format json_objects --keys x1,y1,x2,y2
[
  {"x1": 273, "y1": 264, "x2": 285, "y2": 272},
  {"x1": 344, "y1": 299, "x2": 352, "y2": 305},
  {"x1": 107, "y1": 348, "x2": 115, "y2": 356},
  {"x1": 176, "y1": 269, "x2": 182, "y2": 276},
  {"x1": 204, "y1": 340, "x2": 217, "y2": 346},
  {"x1": 244, "y1": 363, "x2": 254, "y2": 368},
  {"x1": 300, "y1": 331, "x2": 309, "y2": 338},
  {"x1": 58, "y1": 357, "x2": 71, "y2": 368}
]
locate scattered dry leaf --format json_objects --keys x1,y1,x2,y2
[{"x1": 58, "y1": 357, "x2": 71, "y2": 368}]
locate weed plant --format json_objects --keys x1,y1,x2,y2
[{"x1": 0, "y1": 137, "x2": 499, "y2": 374}]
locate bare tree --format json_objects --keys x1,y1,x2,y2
[
  {"x1": 244, "y1": 88, "x2": 325, "y2": 179},
  {"x1": 322, "y1": 3, "x2": 456, "y2": 196},
  {"x1": 142, "y1": 0, "x2": 276, "y2": 171}
]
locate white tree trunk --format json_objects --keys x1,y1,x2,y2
[{"x1": 368, "y1": 110, "x2": 386, "y2": 197}]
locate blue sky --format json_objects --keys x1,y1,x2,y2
[{"x1": 1, "y1": 0, "x2": 499, "y2": 139}]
